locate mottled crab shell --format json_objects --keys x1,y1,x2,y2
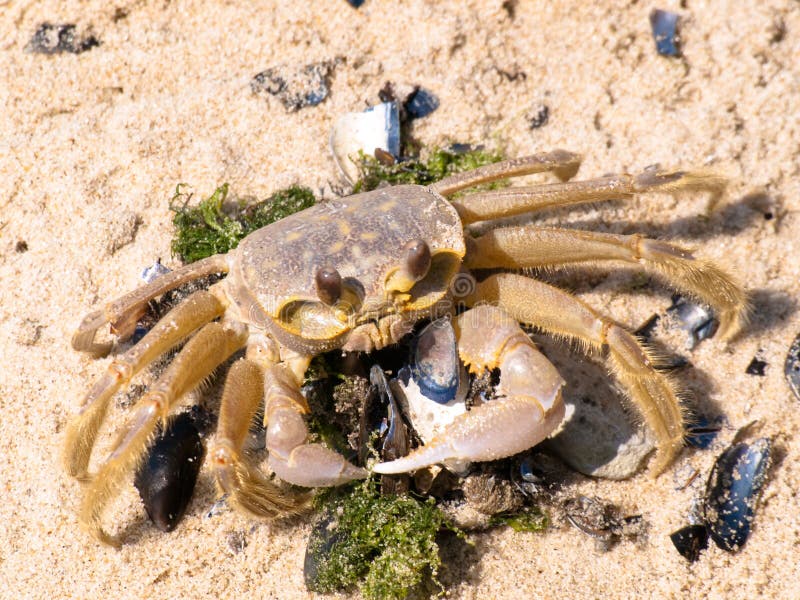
[{"x1": 224, "y1": 185, "x2": 466, "y2": 353}]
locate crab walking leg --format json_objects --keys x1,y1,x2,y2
[
  {"x1": 450, "y1": 168, "x2": 726, "y2": 225},
  {"x1": 72, "y1": 253, "x2": 229, "y2": 356},
  {"x1": 211, "y1": 358, "x2": 310, "y2": 518},
  {"x1": 263, "y1": 362, "x2": 368, "y2": 488},
  {"x1": 64, "y1": 289, "x2": 226, "y2": 480},
  {"x1": 466, "y1": 226, "x2": 747, "y2": 340},
  {"x1": 80, "y1": 320, "x2": 247, "y2": 546},
  {"x1": 430, "y1": 150, "x2": 581, "y2": 196},
  {"x1": 374, "y1": 305, "x2": 566, "y2": 475},
  {"x1": 467, "y1": 273, "x2": 685, "y2": 476}
]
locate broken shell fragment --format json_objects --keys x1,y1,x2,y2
[
  {"x1": 666, "y1": 295, "x2": 718, "y2": 349},
  {"x1": 649, "y1": 9, "x2": 681, "y2": 57},
  {"x1": 134, "y1": 411, "x2": 205, "y2": 532},
  {"x1": 359, "y1": 365, "x2": 410, "y2": 494},
  {"x1": 704, "y1": 437, "x2": 772, "y2": 551},
  {"x1": 330, "y1": 102, "x2": 400, "y2": 183},
  {"x1": 669, "y1": 524, "x2": 709, "y2": 563}
]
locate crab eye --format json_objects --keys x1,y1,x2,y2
[
  {"x1": 403, "y1": 239, "x2": 432, "y2": 281},
  {"x1": 315, "y1": 266, "x2": 342, "y2": 306},
  {"x1": 385, "y1": 239, "x2": 433, "y2": 294}
]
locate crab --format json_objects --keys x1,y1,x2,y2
[{"x1": 64, "y1": 150, "x2": 747, "y2": 545}]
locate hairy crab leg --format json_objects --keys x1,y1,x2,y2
[
  {"x1": 450, "y1": 168, "x2": 726, "y2": 225},
  {"x1": 64, "y1": 289, "x2": 226, "y2": 480},
  {"x1": 211, "y1": 358, "x2": 311, "y2": 518},
  {"x1": 72, "y1": 254, "x2": 229, "y2": 357},
  {"x1": 466, "y1": 273, "x2": 685, "y2": 476},
  {"x1": 373, "y1": 305, "x2": 566, "y2": 474},
  {"x1": 466, "y1": 226, "x2": 748, "y2": 340},
  {"x1": 430, "y1": 150, "x2": 581, "y2": 196},
  {"x1": 80, "y1": 319, "x2": 247, "y2": 546},
  {"x1": 262, "y1": 360, "x2": 368, "y2": 488}
]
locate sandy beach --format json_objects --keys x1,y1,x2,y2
[{"x1": 1, "y1": 1, "x2": 799, "y2": 598}]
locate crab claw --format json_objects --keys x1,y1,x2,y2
[
  {"x1": 263, "y1": 363, "x2": 368, "y2": 487},
  {"x1": 373, "y1": 305, "x2": 565, "y2": 474}
]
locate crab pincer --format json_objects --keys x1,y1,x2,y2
[{"x1": 374, "y1": 305, "x2": 566, "y2": 474}]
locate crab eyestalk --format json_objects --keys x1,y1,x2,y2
[
  {"x1": 385, "y1": 238, "x2": 432, "y2": 294},
  {"x1": 315, "y1": 265, "x2": 343, "y2": 306}
]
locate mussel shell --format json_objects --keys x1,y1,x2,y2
[
  {"x1": 784, "y1": 332, "x2": 800, "y2": 401},
  {"x1": 704, "y1": 437, "x2": 772, "y2": 551},
  {"x1": 397, "y1": 318, "x2": 469, "y2": 445},
  {"x1": 410, "y1": 318, "x2": 463, "y2": 403},
  {"x1": 134, "y1": 411, "x2": 205, "y2": 532}
]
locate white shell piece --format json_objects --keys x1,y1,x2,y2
[
  {"x1": 330, "y1": 102, "x2": 400, "y2": 182},
  {"x1": 397, "y1": 365, "x2": 469, "y2": 444}
]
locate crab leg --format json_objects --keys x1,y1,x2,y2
[
  {"x1": 64, "y1": 289, "x2": 226, "y2": 480},
  {"x1": 72, "y1": 254, "x2": 229, "y2": 356},
  {"x1": 430, "y1": 150, "x2": 581, "y2": 196},
  {"x1": 466, "y1": 226, "x2": 747, "y2": 340},
  {"x1": 450, "y1": 168, "x2": 726, "y2": 225},
  {"x1": 466, "y1": 273, "x2": 685, "y2": 476},
  {"x1": 211, "y1": 358, "x2": 311, "y2": 518},
  {"x1": 80, "y1": 319, "x2": 247, "y2": 546},
  {"x1": 262, "y1": 360, "x2": 368, "y2": 488},
  {"x1": 374, "y1": 305, "x2": 566, "y2": 475}
]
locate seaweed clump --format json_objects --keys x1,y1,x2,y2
[
  {"x1": 170, "y1": 183, "x2": 315, "y2": 263},
  {"x1": 305, "y1": 480, "x2": 459, "y2": 599},
  {"x1": 491, "y1": 507, "x2": 549, "y2": 533},
  {"x1": 353, "y1": 147, "x2": 504, "y2": 193}
]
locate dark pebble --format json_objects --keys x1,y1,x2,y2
[
  {"x1": 784, "y1": 332, "x2": 800, "y2": 401},
  {"x1": 704, "y1": 438, "x2": 772, "y2": 551},
  {"x1": 669, "y1": 524, "x2": 709, "y2": 562},
  {"x1": 25, "y1": 23, "x2": 100, "y2": 55},
  {"x1": 745, "y1": 356, "x2": 767, "y2": 376},
  {"x1": 134, "y1": 411, "x2": 205, "y2": 532},
  {"x1": 649, "y1": 9, "x2": 681, "y2": 57}
]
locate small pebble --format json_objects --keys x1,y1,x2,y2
[
  {"x1": 25, "y1": 22, "x2": 100, "y2": 54},
  {"x1": 649, "y1": 9, "x2": 681, "y2": 57},
  {"x1": 548, "y1": 395, "x2": 655, "y2": 479}
]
